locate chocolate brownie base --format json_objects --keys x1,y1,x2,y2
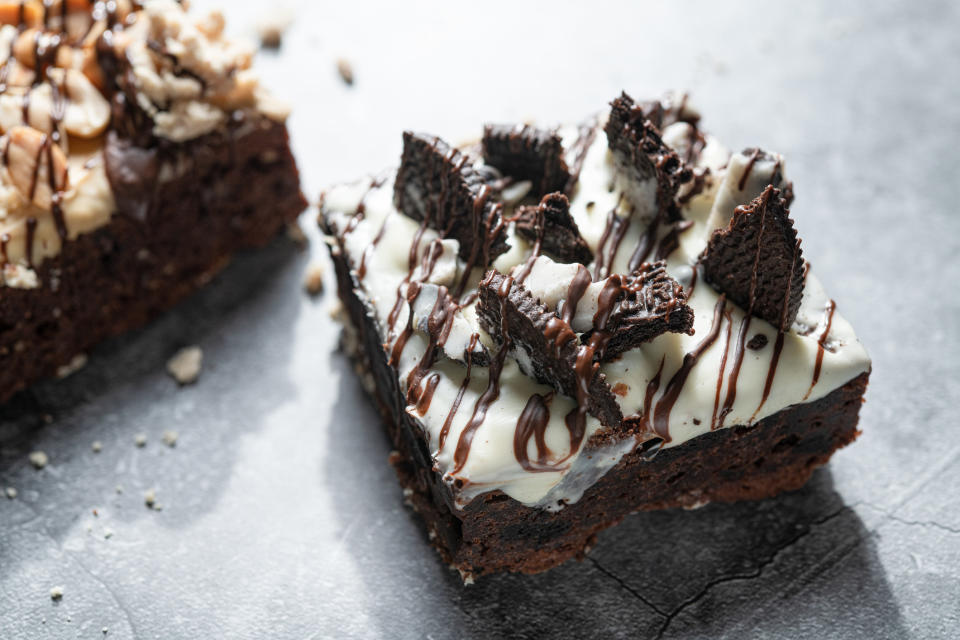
[
  {"x1": 0, "y1": 119, "x2": 306, "y2": 403},
  {"x1": 331, "y1": 248, "x2": 869, "y2": 577}
]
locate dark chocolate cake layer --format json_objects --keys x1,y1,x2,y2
[{"x1": 0, "y1": 120, "x2": 305, "y2": 403}]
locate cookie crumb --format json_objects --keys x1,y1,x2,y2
[
  {"x1": 29, "y1": 451, "x2": 49, "y2": 469},
  {"x1": 104, "y1": 528, "x2": 114, "y2": 540},
  {"x1": 91, "y1": 441, "x2": 103, "y2": 453},
  {"x1": 303, "y1": 262, "x2": 325, "y2": 296},
  {"x1": 162, "y1": 430, "x2": 179, "y2": 448},
  {"x1": 5, "y1": 487, "x2": 16, "y2": 499},
  {"x1": 166, "y1": 346, "x2": 203, "y2": 385},
  {"x1": 258, "y1": 10, "x2": 292, "y2": 49},
  {"x1": 55, "y1": 353, "x2": 88, "y2": 379},
  {"x1": 144, "y1": 489, "x2": 157, "y2": 509},
  {"x1": 134, "y1": 433, "x2": 147, "y2": 448},
  {"x1": 336, "y1": 58, "x2": 354, "y2": 86},
  {"x1": 286, "y1": 222, "x2": 308, "y2": 248},
  {"x1": 102, "y1": 628, "x2": 109, "y2": 635},
  {"x1": 49, "y1": 586, "x2": 64, "y2": 601}
]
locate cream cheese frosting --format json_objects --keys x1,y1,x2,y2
[
  {"x1": 323, "y1": 102, "x2": 871, "y2": 509},
  {"x1": 0, "y1": 0, "x2": 288, "y2": 285}
]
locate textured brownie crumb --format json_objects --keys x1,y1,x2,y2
[
  {"x1": 583, "y1": 261, "x2": 695, "y2": 362},
  {"x1": 29, "y1": 451, "x2": 49, "y2": 470},
  {"x1": 336, "y1": 58, "x2": 355, "y2": 86},
  {"x1": 394, "y1": 132, "x2": 509, "y2": 264},
  {"x1": 55, "y1": 354, "x2": 88, "y2": 379},
  {"x1": 481, "y1": 124, "x2": 571, "y2": 197},
  {"x1": 701, "y1": 185, "x2": 805, "y2": 330},
  {"x1": 476, "y1": 271, "x2": 622, "y2": 428},
  {"x1": 747, "y1": 333, "x2": 769, "y2": 350},
  {"x1": 258, "y1": 12, "x2": 291, "y2": 49},
  {"x1": 513, "y1": 192, "x2": 593, "y2": 265},
  {"x1": 303, "y1": 262, "x2": 326, "y2": 296},
  {"x1": 605, "y1": 92, "x2": 692, "y2": 221},
  {"x1": 167, "y1": 347, "x2": 203, "y2": 386}
]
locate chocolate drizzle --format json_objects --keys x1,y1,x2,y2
[
  {"x1": 453, "y1": 275, "x2": 515, "y2": 474},
  {"x1": 514, "y1": 393, "x2": 558, "y2": 472},
  {"x1": 652, "y1": 295, "x2": 727, "y2": 441},
  {"x1": 802, "y1": 300, "x2": 836, "y2": 401}
]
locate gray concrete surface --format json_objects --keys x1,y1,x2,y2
[{"x1": 1, "y1": 1, "x2": 958, "y2": 638}]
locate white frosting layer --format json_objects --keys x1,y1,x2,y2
[{"x1": 323, "y1": 112, "x2": 871, "y2": 509}]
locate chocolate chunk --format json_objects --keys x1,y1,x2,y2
[
  {"x1": 481, "y1": 124, "x2": 571, "y2": 197},
  {"x1": 394, "y1": 132, "x2": 509, "y2": 264},
  {"x1": 605, "y1": 92, "x2": 692, "y2": 221},
  {"x1": 583, "y1": 261, "x2": 695, "y2": 362},
  {"x1": 514, "y1": 192, "x2": 593, "y2": 265},
  {"x1": 476, "y1": 271, "x2": 622, "y2": 429},
  {"x1": 700, "y1": 185, "x2": 804, "y2": 331}
]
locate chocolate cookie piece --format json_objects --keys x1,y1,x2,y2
[
  {"x1": 605, "y1": 92, "x2": 692, "y2": 222},
  {"x1": 481, "y1": 124, "x2": 571, "y2": 197},
  {"x1": 476, "y1": 271, "x2": 622, "y2": 429},
  {"x1": 583, "y1": 261, "x2": 695, "y2": 362},
  {"x1": 394, "y1": 132, "x2": 509, "y2": 264},
  {"x1": 514, "y1": 192, "x2": 593, "y2": 265},
  {"x1": 700, "y1": 185, "x2": 804, "y2": 331}
]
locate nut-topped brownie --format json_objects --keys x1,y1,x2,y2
[
  {"x1": 320, "y1": 92, "x2": 871, "y2": 578},
  {"x1": 0, "y1": 0, "x2": 306, "y2": 402}
]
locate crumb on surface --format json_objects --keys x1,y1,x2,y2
[
  {"x1": 303, "y1": 261, "x2": 325, "y2": 296},
  {"x1": 166, "y1": 346, "x2": 203, "y2": 385},
  {"x1": 55, "y1": 353, "x2": 88, "y2": 379},
  {"x1": 286, "y1": 222, "x2": 308, "y2": 248},
  {"x1": 258, "y1": 9, "x2": 293, "y2": 49},
  {"x1": 49, "y1": 586, "x2": 63, "y2": 600},
  {"x1": 336, "y1": 58, "x2": 354, "y2": 86},
  {"x1": 5, "y1": 487, "x2": 16, "y2": 499},
  {"x1": 144, "y1": 488, "x2": 156, "y2": 508},
  {"x1": 134, "y1": 433, "x2": 147, "y2": 448},
  {"x1": 91, "y1": 441, "x2": 103, "y2": 453},
  {"x1": 104, "y1": 529, "x2": 114, "y2": 540},
  {"x1": 29, "y1": 451, "x2": 49, "y2": 469},
  {"x1": 162, "y1": 430, "x2": 179, "y2": 447}
]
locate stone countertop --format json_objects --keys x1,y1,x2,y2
[{"x1": 1, "y1": 1, "x2": 958, "y2": 638}]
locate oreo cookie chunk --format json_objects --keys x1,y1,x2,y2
[
  {"x1": 514, "y1": 192, "x2": 594, "y2": 265},
  {"x1": 476, "y1": 271, "x2": 622, "y2": 429},
  {"x1": 394, "y1": 132, "x2": 509, "y2": 265},
  {"x1": 700, "y1": 185, "x2": 805, "y2": 331},
  {"x1": 605, "y1": 92, "x2": 692, "y2": 222},
  {"x1": 581, "y1": 261, "x2": 695, "y2": 362},
  {"x1": 481, "y1": 124, "x2": 571, "y2": 197}
]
